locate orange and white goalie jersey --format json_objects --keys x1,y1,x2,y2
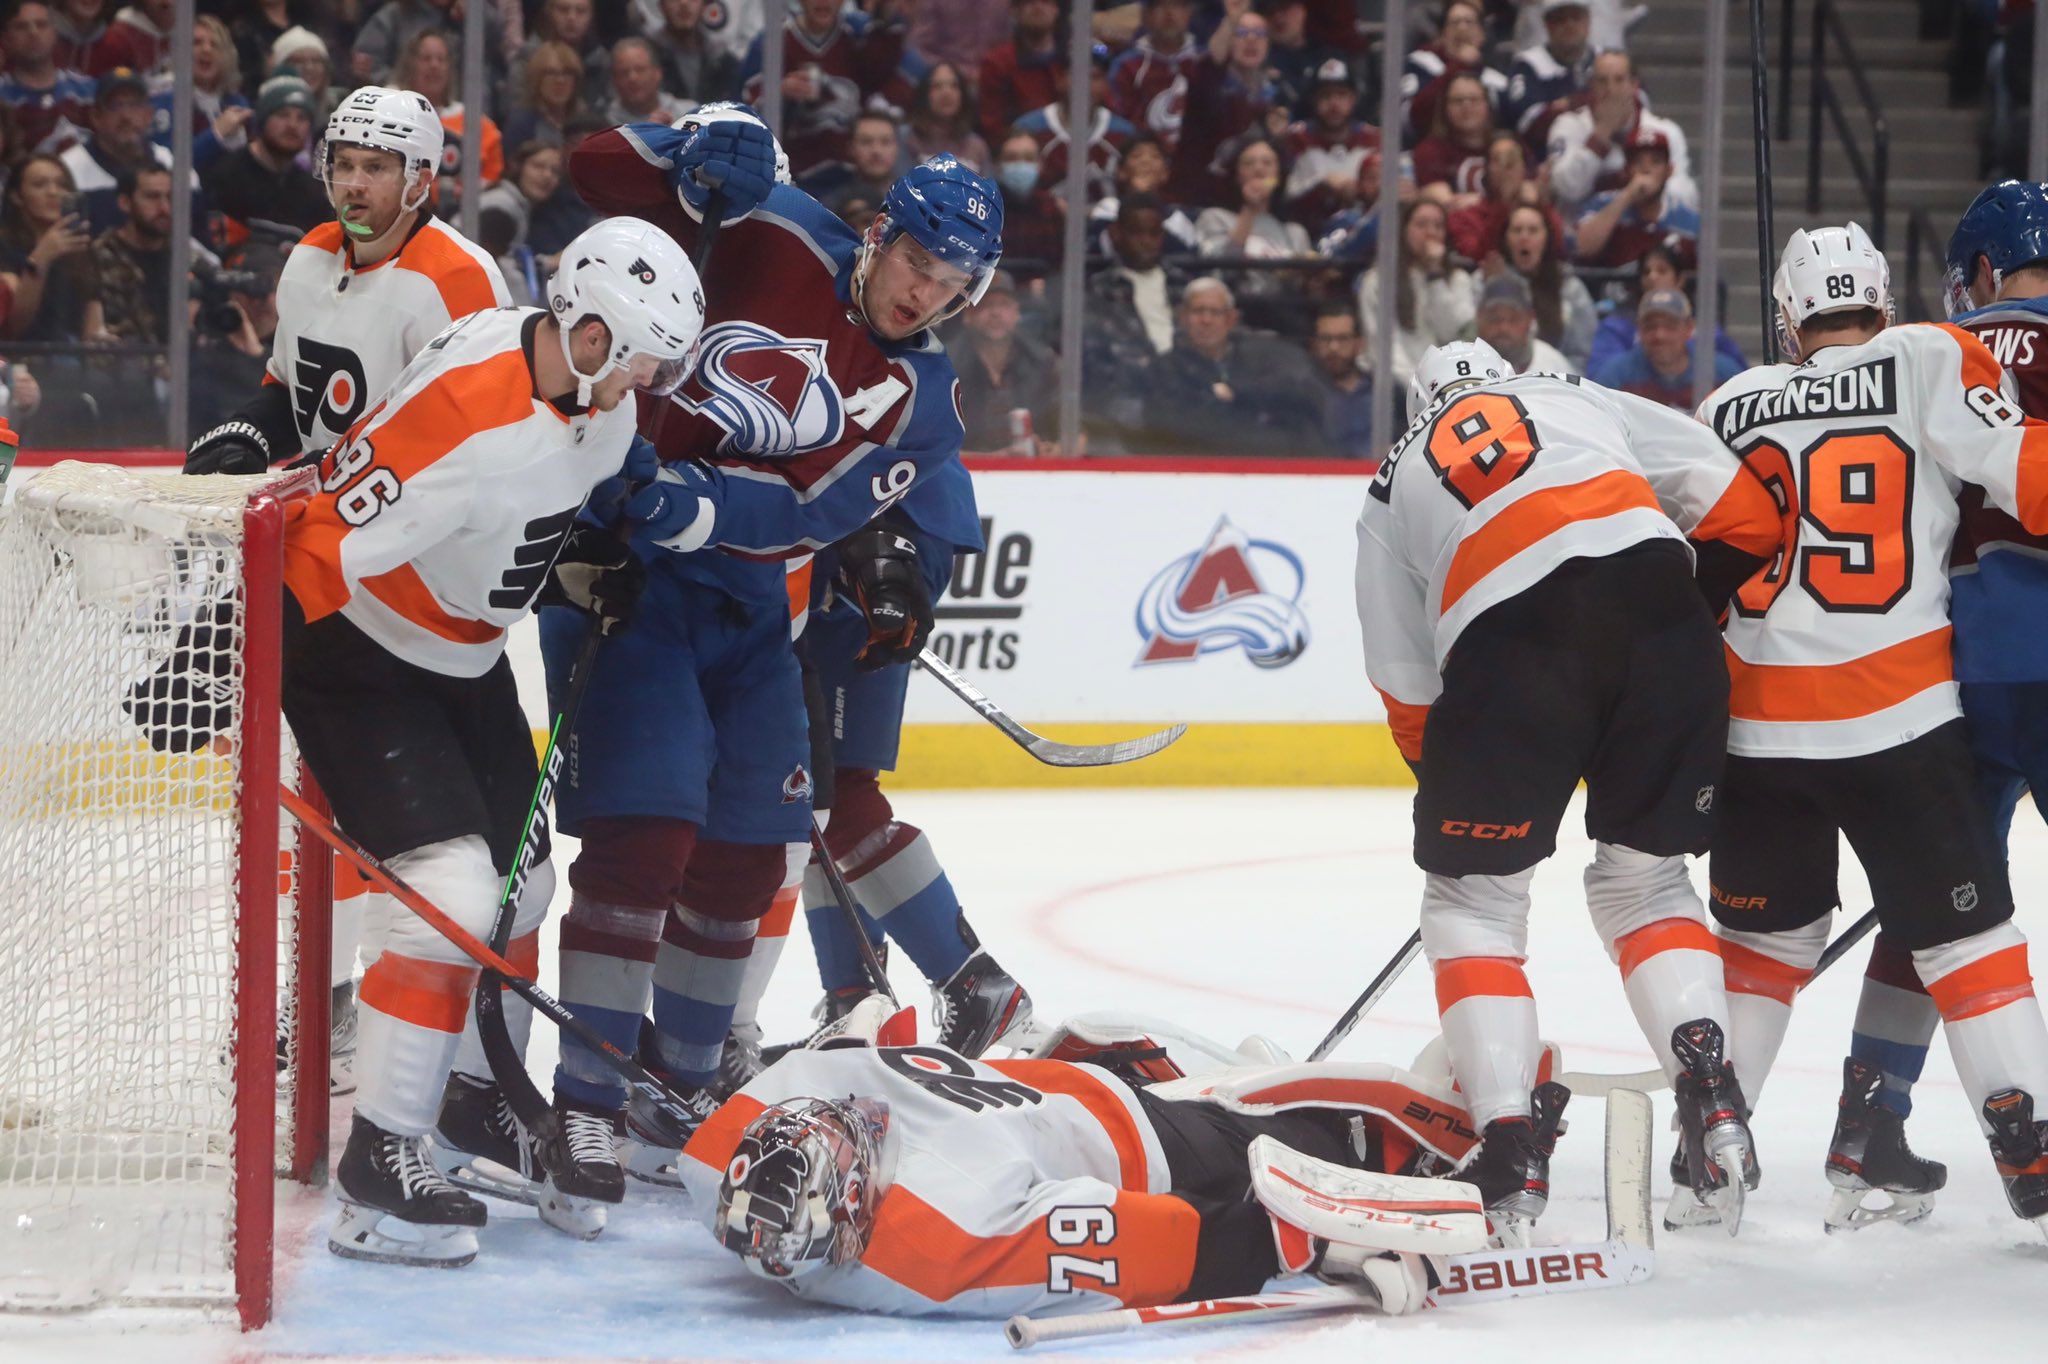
[
  {"x1": 270, "y1": 216, "x2": 509, "y2": 458},
  {"x1": 679, "y1": 1044, "x2": 1182, "y2": 1320},
  {"x1": 1699, "y1": 323, "x2": 2048, "y2": 759},
  {"x1": 1356, "y1": 372, "x2": 1779, "y2": 760},
  {"x1": 281, "y1": 306, "x2": 638, "y2": 677}
]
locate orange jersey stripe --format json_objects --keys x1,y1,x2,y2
[
  {"x1": 858, "y1": 1185, "x2": 1198, "y2": 1308},
  {"x1": 1692, "y1": 467, "x2": 1783, "y2": 558},
  {"x1": 684, "y1": 1092, "x2": 767, "y2": 1177},
  {"x1": 359, "y1": 952, "x2": 479, "y2": 1032},
  {"x1": 987, "y1": 1060, "x2": 1151, "y2": 1190},
  {"x1": 398, "y1": 225, "x2": 504, "y2": 322},
  {"x1": 1377, "y1": 687, "x2": 1428, "y2": 764},
  {"x1": 1433, "y1": 956, "x2": 1533, "y2": 1012},
  {"x1": 1440, "y1": 470, "x2": 1663, "y2": 614},
  {"x1": 297, "y1": 220, "x2": 346, "y2": 256},
  {"x1": 1726, "y1": 626, "x2": 1952, "y2": 725},
  {"x1": 362, "y1": 562, "x2": 505, "y2": 644},
  {"x1": 1615, "y1": 917, "x2": 1721, "y2": 980},
  {"x1": 1925, "y1": 943, "x2": 2036, "y2": 1022},
  {"x1": 1719, "y1": 938, "x2": 1811, "y2": 1004},
  {"x1": 284, "y1": 347, "x2": 540, "y2": 623}
]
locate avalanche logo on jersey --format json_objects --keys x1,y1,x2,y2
[
  {"x1": 672, "y1": 322, "x2": 846, "y2": 458},
  {"x1": 1134, "y1": 517, "x2": 1310, "y2": 668},
  {"x1": 292, "y1": 337, "x2": 370, "y2": 441}
]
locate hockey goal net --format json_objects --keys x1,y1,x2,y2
[{"x1": 0, "y1": 461, "x2": 330, "y2": 1329}]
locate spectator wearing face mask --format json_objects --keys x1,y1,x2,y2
[{"x1": 990, "y1": 129, "x2": 1062, "y2": 276}]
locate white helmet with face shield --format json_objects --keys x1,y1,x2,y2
[
  {"x1": 321, "y1": 85, "x2": 443, "y2": 227},
  {"x1": 546, "y1": 217, "x2": 706, "y2": 406}
]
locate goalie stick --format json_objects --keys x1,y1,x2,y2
[
  {"x1": 281, "y1": 783, "x2": 712, "y2": 1130},
  {"x1": 916, "y1": 647, "x2": 1186, "y2": 767},
  {"x1": 1003, "y1": 1087, "x2": 1655, "y2": 1349}
]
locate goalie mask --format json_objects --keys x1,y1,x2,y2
[{"x1": 715, "y1": 1097, "x2": 889, "y2": 1281}]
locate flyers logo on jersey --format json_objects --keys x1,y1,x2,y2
[
  {"x1": 293, "y1": 337, "x2": 370, "y2": 440},
  {"x1": 673, "y1": 322, "x2": 847, "y2": 458}
]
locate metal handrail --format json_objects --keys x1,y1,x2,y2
[
  {"x1": 1804, "y1": 0, "x2": 1890, "y2": 247},
  {"x1": 1900, "y1": 206, "x2": 1949, "y2": 322}
]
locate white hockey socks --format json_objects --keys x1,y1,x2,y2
[
  {"x1": 1422, "y1": 869, "x2": 1538, "y2": 1128},
  {"x1": 1916, "y1": 921, "x2": 2048, "y2": 1112},
  {"x1": 1583, "y1": 845, "x2": 1730, "y2": 1087},
  {"x1": 1715, "y1": 919, "x2": 1828, "y2": 1109}
]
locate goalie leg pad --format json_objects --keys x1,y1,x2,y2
[{"x1": 1248, "y1": 1134, "x2": 1489, "y2": 1256}]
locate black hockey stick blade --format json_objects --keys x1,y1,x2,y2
[
  {"x1": 809, "y1": 816, "x2": 898, "y2": 1005},
  {"x1": 914, "y1": 648, "x2": 1187, "y2": 768},
  {"x1": 1309, "y1": 928, "x2": 1422, "y2": 1062}
]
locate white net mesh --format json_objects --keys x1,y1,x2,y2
[{"x1": 0, "y1": 463, "x2": 314, "y2": 1315}]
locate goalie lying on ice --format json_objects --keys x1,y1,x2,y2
[{"x1": 677, "y1": 1012, "x2": 1498, "y2": 1319}]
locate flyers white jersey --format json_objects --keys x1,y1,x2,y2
[
  {"x1": 269, "y1": 216, "x2": 509, "y2": 458},
  {"x1": 679, "y1": 1045, "x2": 1177, "y2": 1320},
  {"x1": 1700, "y1": 323, "x2": 2048, "y2": 758},
  {"x1": 282, "y1": 306, "x2": 637, "y2": 677},
  {"x1": 1357, "y1": 372, "x2": 1779, "y2": 760}
]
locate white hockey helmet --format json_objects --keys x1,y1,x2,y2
[
  {"x1": 321, "y1": 85, "x2": 443, "y2": 213},
  {"x1": 672, "y1": 101, "x2": 791, "y2": 203},
  {"x1": 547, "y1": 216, "x2": 706, "y2": 405},
  {"x1": 1410, "y1": 338, "x2": 1510, "y2": 413},
  {"x1": 715, "y1": 1096, "x2": 888, "y2": 1281},
  {"x1": 1773, "y1": 221, "x2": 1892, "y2": 359}
]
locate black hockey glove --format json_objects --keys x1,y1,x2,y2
[
  {"x1": 184, "y1": 420, "x2": 274, "y2": 476},
  {"x1": 537, "y1": 524, "x2": 647, "y2": 637},
  {"x1": 837, "y1": 526, "x2": 933, "y2": 671}
]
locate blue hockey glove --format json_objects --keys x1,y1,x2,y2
[
  {"x1": 670, "y1": 118, "x2": 777, "y2": 223},
  {"x1": 624, "y1": 460, "x2": 721, "y2": 554},
  {"x1": 586, "y1": 434, "x2": 662, "y2": 527}
]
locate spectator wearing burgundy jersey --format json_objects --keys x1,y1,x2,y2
[
  {"x1": 905, "y1": 61, "x2": 991, "y2": 173},
  {"x1": 84, "y1": 0, "x2": 168, "y2": 76},
  {"x1": 1446, "y1": 133, "x2": 1552, "y2": 259},
  {"x1": 1569, "y1": 125, "x2": 1700, "y2": 269},
  {"x1": 1544, "y1": 49, "x2": 1694, "y2": 213},
  {"x1": 1170, "y1": 0, "x2": 1284, "y2": 204},
  {"x1": 49, "y1": 0, "x2": 106, "y2": 72},
  {"x1": 1400, "y1": 0, "x2": 1506, "y2": 139},
  {"x1": 1502, "y1": 0, "x2": 1593, "y2": 154},
  {"x1": 1014, "y1": 43, "x2": 1132, "y2": 203},
  {"x1": 1281, "y1": 56, "x2": 1378, "y2": 238},
  {"x1": 1412, "y1": 71, "x2": 1495, "y2": 206},
  {"x1": 0, "y1": 0, "x2": 94, "y2": 151},
  {"x1": 910, "y1": 0, "x2": 1010, "y2": 75},
  {"x1": 977, "y1": 0, "x2": 1061, "y2": 147},
  {"x1": 741, "y1": 0, "x2": 911, "y2": 180},
  {"x1": 1107, "y1": 0, "x2": 1201, "y2": 154}
]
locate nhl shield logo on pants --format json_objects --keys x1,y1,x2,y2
[{"x1": 1953, "y1": 882, "x2": 1978, "y2": 913}]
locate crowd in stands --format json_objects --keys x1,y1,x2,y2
[{"x1": 0, "y1": 0, "x2": 1751, "y2": 457}]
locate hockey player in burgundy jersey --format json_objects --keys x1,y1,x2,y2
[
  {"x1": 1814, "y1": 181, "x2": 2048, "y2": 1235},
  {"x1": 527, "y1": 112, "x2": 1007, "y2": 1215}
]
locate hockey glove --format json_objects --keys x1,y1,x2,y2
[
  {"x1": 837, "y1": 526, "x2": 933, "y2": 671},
  {"x1": 184, "y1": 420, "x2": 273, "y2": 476},
  {"x1": 669, "y1": 117, "x2": 777, "y2": 224},
  {"x1": 537, "y1": 523, "x2": 647, "y2": 636},
  {"x1": 586, "y1": 434, "x2": 662, "y2": 528},
  {"x1": 623, "y1": 460, "x2": 720, "y2": 555}
]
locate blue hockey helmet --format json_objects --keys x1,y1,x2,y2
[
  {"x1": 1945, "y1": 180, "x2": 2048, "y2": 318},
  {"x1": 857, "y1": 155, "x2": 1005, "y2": 327}
]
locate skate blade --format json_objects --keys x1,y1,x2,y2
[
  {"x1": 619, "y1": 1136, "x2": 685, "y2": 1189},
  {"x1": 1708, "y1": 1145, "x2": 1749, "y2": 1237},
  {"x1": 427, "y1": 1141, "x2": 542, "y2": 1207},
  {"x1": 328, "y1": 1202, "x2": 479, "y2": 1268},
  {"x1": 539, "y1": 1182, "x2": 609, "y2": 1241},
  {"x1": 1823, "y1": 1184, "x2": 1936, "y2": 1234}
]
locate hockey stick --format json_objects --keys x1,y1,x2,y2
[
  {"x1": 1557, "y1": 909, "x2": 1884, "y2": 1096},
  {"x1": 1308, "y1": 929, "x2": 1421, "y2": 1062},
  {"x1": 916, "y1": 647, "x2": 1186, "y2": 767},
  {"x1": 280, "y1": 783, "x2": 709, "y2": 1129},
  {"x1": 1004, "y1": 1089, "x2": 1655, "y2": 1348},
  {"x1": 808, "y1": 816, "x2": 899, "y2": 1006}
]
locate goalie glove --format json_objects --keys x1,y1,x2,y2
[
  {"x1": 836, "y1": 526, "x2": 933, "y2": 671},
  {"x1": 537, "y1": 523, "x2": 647, "y2": 636}
]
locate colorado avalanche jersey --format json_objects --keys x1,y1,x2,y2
[
  {"x1": 570, "y1": 123, "x2": 983, "y2": 605},
  {"x1": 267, "y1": 215, "x2": 509, "y2": 460},
  {"x1": 1358, "y1": 373, "x2": 1778, "y2": 763},
  {"x1": 282, "y1": 307, "x2": 637, "y2": 677},
  {"x1": 1950, "y1": 293, "x2": 2048, "y2": 684},
  {"x1": 1700, "y1": 324, "x2": 2048, "y2": 759}
]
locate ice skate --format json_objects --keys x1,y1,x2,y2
[
  {"x1": 1823, "y1": 1058, "x2": 1945, "y2": 1233},
  {"x1": 620, "y1": 1081, "x2": 721, "y2": 1188},
  {"x1": 762, "y1": 980, "x2": 881, "y2": 1066},
  {"x1": 1665, "y1": 1019, "x2": 1757, "y2": 1237},
  {"x1": 1983, "y1": 1088, "x2": 2048, "y2": 1242},
  {"x1": 715, "y1": 1022, "x2": 765, "y2": 1099},
  {"x1": 933, "y1": 950, "x2": 1034, "y2": 1056},
  {"x1": 330, "y1": 1113, "x2": 487, "y2": 1267},
  {"x1": 1456, "y1": 1081, "x2": 1569, "y2": 1243},
  {"x1": 429, "y1": 1071, "x2": 544, "y2": 1205},
  {"x1": 538, "y1": 1097, "x2": 626, "y2": 1240}
]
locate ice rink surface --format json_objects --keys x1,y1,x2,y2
[{"x1": 6, "y1": 787, "x2": 2045, "y2": 1364}]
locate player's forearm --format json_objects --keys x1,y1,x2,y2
[
  {"x1": 569, "y1": 124, "x2": 689, "y2": 218},
  {"x1": 223, "y1": 379, "x2": 303, "y2": 464}
]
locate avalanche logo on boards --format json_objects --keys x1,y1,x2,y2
[{"x1": 1134, "y1": 517, "x2": 1309, "y2": 668}]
